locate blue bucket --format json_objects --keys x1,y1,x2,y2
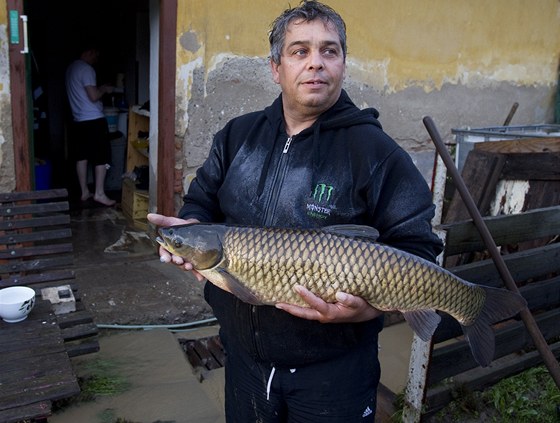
[{"x1": 35, "y1": 159, "x2": 52, "y2": 190}]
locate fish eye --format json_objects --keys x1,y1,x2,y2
[{"x1": 173, "y1": 239, "x2": 183, "y2": 248}]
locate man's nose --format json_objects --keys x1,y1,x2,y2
[{"x1": 308, "y1": 50, "x2": 324, "y2": 70}]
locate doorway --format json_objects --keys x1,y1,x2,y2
[{"x1": 25, "y1": 0, "x2": 151, "y2": 200}]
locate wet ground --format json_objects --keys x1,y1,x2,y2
[
  {"x1": 69, "y1": 200, "x2": 214, "y2": 326},
  {"x1": 45, "y1": 200, "x2": 225, "y2": 423},
  {"x1": 57, "y1": 199, "x2": 410, "y2": 423}
]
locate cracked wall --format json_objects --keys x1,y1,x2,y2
[
  {"x1": 1, "y1": 0, "x2": 559, "y2": 198},
  {"x1": 174, "y1": 0, "x2": 560, "y2": 200}
]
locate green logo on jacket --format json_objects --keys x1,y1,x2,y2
[{"x1": 307, "y1": 183, "x2": 334, "y2": 219}]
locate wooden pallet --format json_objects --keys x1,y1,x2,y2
[
  {"x1": 179, "y1": 335, "x2": 226, "y2": 373},
  {"x1": 378, "y1": 140, "x2": 560, "y2": 420},
  {"x1": 0, "y1": 189, "x2": 99, "y2": 421}
]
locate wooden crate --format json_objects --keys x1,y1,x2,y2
[{"x1": 122, "y1": 179, "x2": 148, "y2": 229}]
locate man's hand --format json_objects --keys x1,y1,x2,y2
[
  {"x1": 147, "y1": 213, "x2": 205, "y2": 282},
  {"x1": 275, "y1": 285, "x2": 382, "y2": 323}
]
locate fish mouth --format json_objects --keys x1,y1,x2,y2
[{"x1": 155, "y1": 236, "x2": 167, "y2": 248}]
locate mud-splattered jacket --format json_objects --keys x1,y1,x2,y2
[{"x1": 179, "y1": 90, "x2": 443, "y2": 367}]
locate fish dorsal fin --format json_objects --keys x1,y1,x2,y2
[
  {"x1": 322, "y1": 224, "x2": 379, "y2": 241},
  {"x1": 402, "y1": 309, "x2": 441, "y2": 342}
]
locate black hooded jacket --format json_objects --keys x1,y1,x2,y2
[{"x1": 179, "y1": 90, "x2": 443, "y2": 367}]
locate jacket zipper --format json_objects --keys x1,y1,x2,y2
[
  {"x1": 282, "y1": 136, "x2": 293, "y2": 153},
  {"x1": 253, "y1": 135, "x2": 294, "y2": 360},
  {"x1": 262, "y1": 136, "x2": 293, "y2": 226}
]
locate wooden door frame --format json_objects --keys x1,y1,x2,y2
[
  {"x1": 7, "y1": 0, "x2": 177, "y2": 217},
  {"x1": 157, "y1": 0, "x2": 176, "y2": 216},
  {"x1": 7, "y1": 0, "x2": 32, "y2": 191}
]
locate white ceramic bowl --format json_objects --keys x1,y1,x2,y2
[{"x1": 0, "y1": 286, "x2": 36, "y2": 323}]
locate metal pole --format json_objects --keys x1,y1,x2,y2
[{"x1": 423, "y1": 116, "x2": 560, "y2": 389}]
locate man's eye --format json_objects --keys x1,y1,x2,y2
[
  {"x1": 293, "y1": 49, "x2": 308, "y2": 56},
  {"x1": 323, "y1": 48, "x2": 338, "y2": 57}
]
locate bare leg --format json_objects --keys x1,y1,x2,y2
[
  {"x1": 76, "y1": 160, "x2": 92, "y2": 201},
  {"x1": 93, "y1": 164, "x2": 116, "y2": 206}
]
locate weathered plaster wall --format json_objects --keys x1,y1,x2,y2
[
  {"x1": 175, "y1": 0, "x2": 560, "y2": 201},
  {"x1": 0, "y1": 1, "x2": 16, "y2": 192}
]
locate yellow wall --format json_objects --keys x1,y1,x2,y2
[{"x1": 176, "y1": 0, "x2": 560, "y2": 93}]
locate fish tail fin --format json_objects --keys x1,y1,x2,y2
[{"x1": 463, "y1": 286, "x2": 527, "y2": 367}]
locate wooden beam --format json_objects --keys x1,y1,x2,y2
[
  {"x1": 6, "y1": 0, "x2": 32, "y2": 191},
  {"x1": 501, "y1": 152, "x2": 560, "y2": 180},
  {"x1": 440, "y1": 205, "x2": 560, "y2": 256},
  {"x1": 157, "y1": 0, "x2": 177, "y2": 216},
  {"x1": 474, "y1": 137, "x2": 560, "y2": 154}
]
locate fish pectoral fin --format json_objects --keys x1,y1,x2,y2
[
  {"x1": 402, "y1": 309, "x2": 441, "y2": 342},
  {"x1": 216, "y1": 269, "x2": 264, "y2": 306},
  {"x1": 322, "y1": 224, "x2": 379, "y2": 241}
]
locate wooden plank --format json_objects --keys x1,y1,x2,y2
[
  {"x1": 56, "y1": 309, "x2": 94, "y2": 328},
  {"x1": 445, "y1": 150, "x2": 506, "y2": 224},
  {"x1": 428, "y1": 309, "x2": 560, "y2": 385},
  {"x1": 0, "y1": 200, "x2": 69, "y2": 217},
  {"x1": 60, "y1": 322, "x2": 99, "y2": 342},
  {"x1": 184, "y1": 341, "x2": 206, "y2": 370},
  {"x1": 0, "y1": 189, "x2": 68, "y2": 203},
  {"x1": 0, "y1": 228, "x2": 72, "y2": 245},
  {"x1": 0, "y1": 255, "x2": 74, "y2": 274},
  {"x1": 1, "y1": 351, "x2": 76, "y2": 381},
  {"x1": 192, "y1": 338, "x2": 222, "y2": 370},
  {"x1": 0, "y1": 214, "x2": 70, "y2": 231},
  {"x1": 0, "y1": 401, "x2": 51, "y2": 423},
  {"x1": 0, "y1": 343, "x2": 68, "y2": 363},
  {"x1": 474, "y1": 137, "x2": 560, "y2": 154},
  {"x1": 0, "y1": 370, "x2": 79, "y2": 411},
  {"x1": 206, "y1": 335, "x2": 226, "y2": 367},
  {"x1": 0, "y1": 243, "x2": 73, "y2": 260},
  {"x1": 501, "y1": 152, "x2": 560, "y2": 181},
  {"x1": 523, "y1": 180, "x2": 560, "y2": 213},
  {"x1": 0, "y1": 270, "x2": 75, "y2": 288},
  {"x1": 440, "y1": 206, "x2": 560, "y2": 256},
  {"x1": 450, "y1": 242, "x2": 560, "y2": 287},
  {"x1": 523, "y1": 276, "x2": 560, "y2": 310},
  {"x1": 66, "y1": 340, "x2": 100, "y2": 358}
]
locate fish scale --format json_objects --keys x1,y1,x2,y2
[
  {"x1": 222, "y1": 226, "x2": 483, "y2": 323},
  {"x1": 157, "y1": 222, "x2": 527, "y2": 367}
]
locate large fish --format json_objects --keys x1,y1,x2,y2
[{"x1": 157, "y1": 223, "x2": 526, "y2": 367}]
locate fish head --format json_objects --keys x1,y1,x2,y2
[{"x1": 157, "y1": 224, "x2": 223, "y2": 270}]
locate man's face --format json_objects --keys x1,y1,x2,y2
[
  {"x1": 83, "y1": 48, "x2": 100, "y2": 65},
  {"x1": 271, "y1": 19, "x2": 346, "y2": 119}
]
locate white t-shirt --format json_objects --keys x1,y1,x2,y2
[{"x1": 65, "y1": 59, "x2": 104, "y2": 122}]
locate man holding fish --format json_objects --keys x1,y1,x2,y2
[{"x1": 149, "y1": 1, "x2": 444, "y2": 421}]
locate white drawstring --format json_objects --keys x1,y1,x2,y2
[{"x1": 266, "y1": 367, "x2": 276, "y2": 401}]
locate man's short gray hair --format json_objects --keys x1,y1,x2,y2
[{"x1": 269, "y1": 1, "x2": 347, "y2": 65}]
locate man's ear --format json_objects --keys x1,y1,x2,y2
[{"x1": 270, "y1": 59, "x2": 280, "y2": 84}]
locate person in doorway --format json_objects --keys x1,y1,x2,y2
[
  {"x1": 149, "y1": 1, "x2": 442, "y2": 421},
  {"x1": 65, "y1": 44, "x2": 116, "y2": 206}
]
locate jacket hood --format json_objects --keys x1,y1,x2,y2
[{"x1": 256, "y1": 89, "x2": 382, "y2": 196}]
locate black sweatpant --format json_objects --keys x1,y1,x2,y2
[{"x1": 223, "y1": 339, "x2": 380, "y2": 422}]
